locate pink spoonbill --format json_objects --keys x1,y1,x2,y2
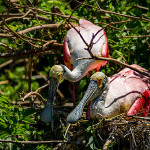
[
  {"x1": 40, "y1": 19, "x2": 109, "y2": 123},
  {"x1": 67, "y1": 64, "x2": 150, "y2": 123}
]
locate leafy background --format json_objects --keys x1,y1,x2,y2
[{"x1": 0, "y1": 0, "x2": 149, "y2": 149}]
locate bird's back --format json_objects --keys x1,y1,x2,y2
[
  {"x1": 63, "y1": 19, "x2": 108, "y2": 70},
  {"x1": 105, "y1": 65, "x2": 149, "y2": 116}
]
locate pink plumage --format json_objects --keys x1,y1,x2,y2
[
  {"x1": 91, "y1": 64, "x2": 150, "y2": 118},
  {"x1": 63, "y1": 19, "x2": 109, "y2": 73}
]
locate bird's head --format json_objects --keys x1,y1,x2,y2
[
  {"x1": 47, "y1": 65, "x2": 64, "y2": 101},
  {"x1": 89, "y1": 72, "x2": 109, "y2": 96},
  {"x1": 47, "y1": 65, "x2": 64, "y2": 100},
  {"x1": 67, "y1": 72, "x2": 109, "y2": 123},
  {"x1": 49, "y1": 65, "x2": 64, "y2": 82},
  {"x1": 40, "y1": 65, "x2": 64, "y2": 123}
]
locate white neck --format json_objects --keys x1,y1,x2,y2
[
  {"x1": 62, "y1": 59, "x2": 94, "y2": 82},
  {"x1": 90, "y1": 80, "x2": 111, "y2": 118}
]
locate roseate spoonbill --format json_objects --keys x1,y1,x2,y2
[
  {"x1": 67, "y1": 64, "x2": 150, "y2": 123},
  {"x1": 40, "y1": 19, "x2": 109, "y2": 123}
]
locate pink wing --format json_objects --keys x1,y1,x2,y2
[
  {"x1": 63, "y1": 36, "x2": 73, "y2": 70},
  {"x1": 109, "y1": 64, "x2": 150, "y2": 117}
]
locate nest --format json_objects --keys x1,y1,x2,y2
[{"x1": 60, "y1": 113, "x2": 150, "y2": 150}]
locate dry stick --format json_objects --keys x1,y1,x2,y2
[
  {"x1": 0, "y1": 80, "x2": 9, "y2": 85},
  {"x1": 0, "y1": 13, "x2": 52, "y2": 24},
  {"x1": 130, "y1": 128, "x2": 137, "y2": 148},
  {"x1": 0, "y1": 43, "x2": 17, "y2": 51},
  {"x1": 133, "y1": 5, "x2": 149, "y2": 11},
  {"x1": 36, "y1": 8, "x2": 79, "y2": 21},
  {"x1": 35, "y1": 84, "x2": 49, "y2": 93},
  {"x1": 26, "y1": 0, "x2": 33, "y2": 6},
  {"x1": 21, "y1": 92, "x2": 46, "y2": 104},
  {"x1": 0, "y1": 9, "x2": 32, "y2": 25},
  {"x1": 109, "y1": 20, "x2": 132, "y2": 25},
  {"x1": 98, "y1": 22, "x2": 132, "y2": 31},
  {"x1": 78, "y1": 56, "x2": 150, "y2": 77},
  {"x1": 18, "y1": 24, "x2": 59, "y2": 35},
  {"x1": 0, "y1": 43, "x2": 63, "y2": 58},
  {"x1": 1, "y1": 11, "x2": 40, "y2": 48},
  {"x1": 0, "y1": 140, "x2": 67, "y2": 144},
  {"x1": 0, "y1": 59, "x2": 13, "y2": 68},
  {"x1": 103, "y1": 130, "x2": 117, "y2": 150},
  {"x1": 21, "y1": 84, "x2": 49, "y2": 105},
  {"x1": 0, "y1": 23, "x2": 75, "y2": 44},
  {"x1": 121, "y1": 35, "x2": 150, "y2": 38}
]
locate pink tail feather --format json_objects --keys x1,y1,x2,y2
[{"x1": 127, "y1": 89, "x2": 150, "y2": 117}]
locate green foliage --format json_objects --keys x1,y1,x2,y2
[
  {"x1": 76, "y1": 0, "x2": 150, "y2": 72},
  {"x1": 0, "y1": 0, "x2": 150, "y2": 149},
  {"x1": 0, "y1": 95, "x2": 35, "y2": 149}
]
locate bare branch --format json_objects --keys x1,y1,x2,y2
[
  {"x1": 99, "y1": 22, "x2": 132, "y2": 31},
  {"x1": 0, "y1": 43, "x2": 16, "y2": 51},
  {"x1": 77, "y1": 56, "x2": 150, "y2": 77},
  {"x1": 0, "y1": 59, "x2": 13, "y2": 68},
  {"x1": 36, "y1": 8, "x2": 79, "y2": 21},
  {"x1": 0, "y1": 43, "x2": 63, "y2": 58},
  {"x1": 133, "y1": 5, "x2": 149, "y2": 11},
  {"x1": 21, "y1": 91, "x2": 46, "y2": 104},
  {"x1": 0, "y1": 13, "x2": 52, "y2": 24},
  {"x1": 0, "y1": 9, "x2": 33, "y2": 25},
  {"x1": 18, "y1": 24, "x2": 60, "y2": 35},
  {"x1": 121, "y1": 35, "x2": 150, "y2": 38},
  {"x1": 0, "y1": 140, "x2": 67, "y2": 144}
]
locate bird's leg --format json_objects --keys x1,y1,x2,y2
[{"x1": 71, "y1": 82, "x2": 76, "y2": 107}]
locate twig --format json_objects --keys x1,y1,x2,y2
[
  {"x1": 0, "y1": 9, "x2": 32, "y2": 25},
  {"x1": 103, "y1": 130, "x2": 117, "y2": 150},
  {"x1": 99, "y1": 9, "x2": 150, "y2": 22},
  {"x1": 21, "y1": 91, "x2": 46, "y2": 104},
  {"x1": 18, "y1": 24, "x2": 59, "y2": 35},
  {"x1": 0, "y1": 140, "x2": 67, "y2": 144},
  {"x1": 0, "y1": 59, "x2": 13, "y2": 68},
  {"x1": 133, "y1": 5, "x2": 149, "y2": 11},
  {"x1": 36, "y1": 8, "x2": 79, "y2": 21},
  {"x1": 98, "y1": 22, "x2": 132, "y2": 31},
  {"x1": 130, "y1": 128, "x2": 137, "y2": 148},
  {"x1": 1, "y1": 10, "x2": 40, "y2": 48},
  {"x1": 0, "y1": 13, "x2": 52, "y2": 24},
  {"x1": 35, "y1": 84, "x2": 49, "y2": 93},
  {"x1": 66, "y1": 21, "x2": 89, "y2": 47},
  {"x1": 0, "y1": 43, "x2": 16, "y2": 51},
  {"x1": 0, "y1": 22, "x2": 77, "y2": 39},
  {"x1": 0, "y1": 80, "x2": 9, "y2": 85},
  {"x1": 121, "y1": 35, "x2": 150, "y2": 38},
  {"x1": 77, "y1": 56, "x2": 150, "y2": 77},
  {"x1": 0, "y1": 43, "x2": 63, "y2": 58}
]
